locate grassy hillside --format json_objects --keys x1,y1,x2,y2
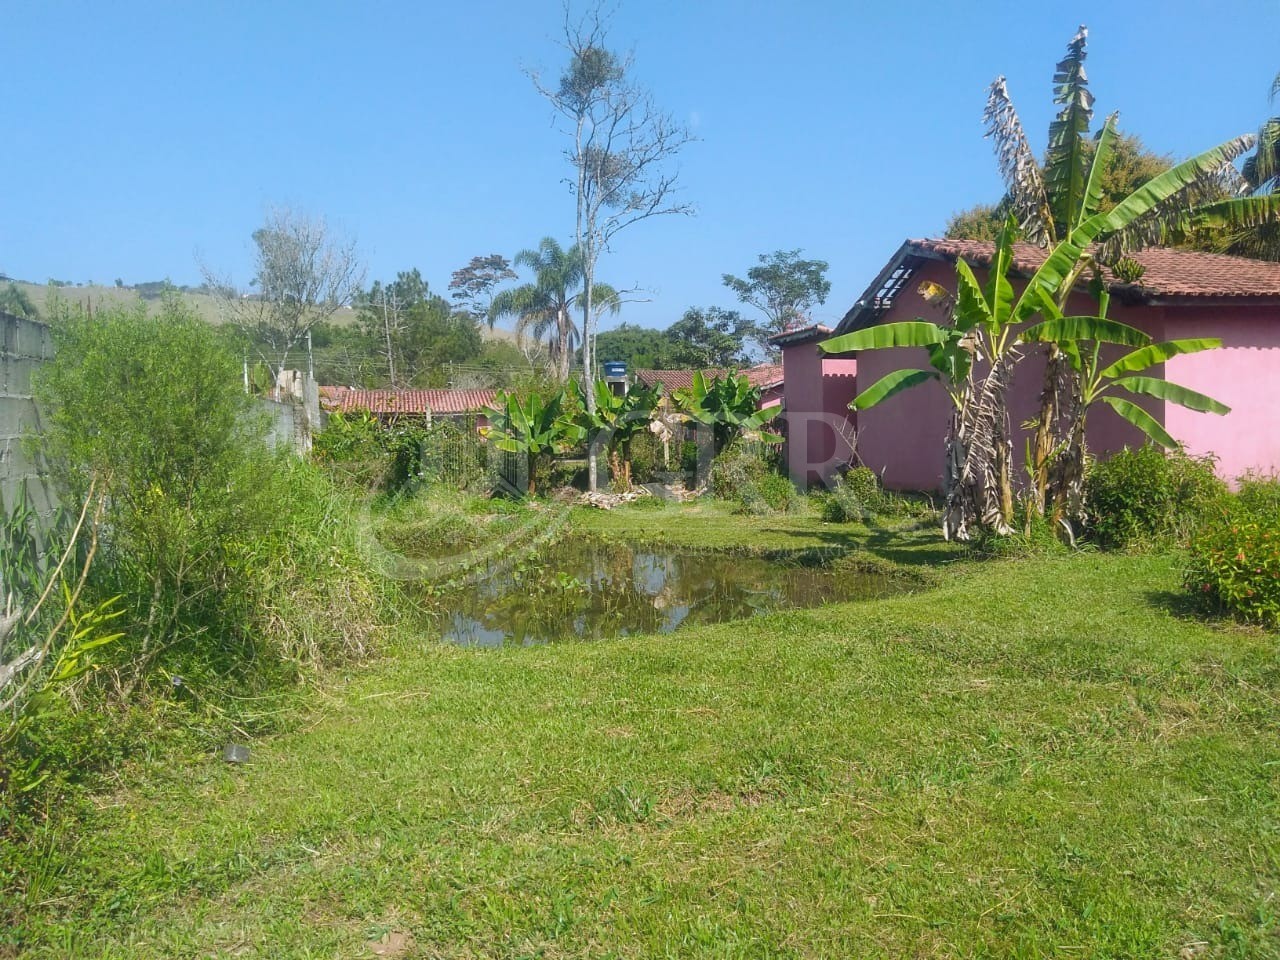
[{"x1": 8, "y1": 280, "x2": 518, "y2": 341}]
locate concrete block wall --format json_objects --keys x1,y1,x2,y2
[{"x1": 0, "y1": 311, "x2": 57, "y2": 520}]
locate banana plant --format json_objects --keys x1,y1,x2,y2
[
  {"x1": 481, "y1": 388, "x2": 584, "y2": 496},
  {"x1": 822, "y1": 216, "x2": 1026, "y2": 539},
  {"x1": 673, "y1": 370, "x2": 781, "y2": 454},
  {"x1": 1019, "y1": 281, "x2": 1229, "y2": 527},
  {"x1": 982, "y1": 27, "x2": 1273, "y2": 514},
  {"x1": 573, "y1": 379, "x2": 659, "y2": 485}
]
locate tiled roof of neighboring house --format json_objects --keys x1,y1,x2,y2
[
  {"x1": 319, "y1": 387, "x2": 498, "y2": 416},
  {"x1": 837, "y1": 239, "x2": 1280, "y2": 334},
  {"x1": 912, "y1": 239, "x2": 1280, "y2": 298},
  {"x1": 768, "y1": 323, "x2": 833, "y2": 348},
  {"x1": 636, "y1": 363, "x2": 784, "y2": 392}
]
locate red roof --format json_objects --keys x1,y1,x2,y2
[
  {"x1": 636, "y1": 363, "x2": 784, "y2": 392},
  {"x1": 320, "y1": 387, "x2": 497, "y2": 416},
  {"x1": 911, "y1": 239, "x2": 1280, "y2": 299}
]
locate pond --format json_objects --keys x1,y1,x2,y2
[{"x1": 435, "y1": 540, "x2": 910, "y2": 647}]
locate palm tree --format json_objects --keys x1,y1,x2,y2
[
  {"x1": 488, "y1": 238, "x2": 619, "y2": 381},
  {"x1": 1207, "y1": 71, "x2": 1280, "y2": 261}
]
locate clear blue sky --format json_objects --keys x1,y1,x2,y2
[{"x1": 4, "y1": 0, "x2": 1279, "y2": 331}]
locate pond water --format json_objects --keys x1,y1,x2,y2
[{"x1": 436, "y1": 540, "x2": 908, "y2": 647}]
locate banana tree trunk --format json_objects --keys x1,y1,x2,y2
[
  {"x1": 1048, "y1": 411, "x2": 1087, "y2": 537},
  {"x1": 942, "y1": 409, "x2": 972, "y2": 541},
  {"x1": 1030, "y1": 344, "x2": 1064, "y2": 516}
]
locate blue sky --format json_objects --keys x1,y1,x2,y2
[{"x1": 4, "y1": 0, "x2": 1279, "y2": 331}]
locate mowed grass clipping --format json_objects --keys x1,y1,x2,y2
[{"x1": 10, "y1": 520, "x2": 1280, "y2": 957}]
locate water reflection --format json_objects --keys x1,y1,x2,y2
[{"x1": 433, "y1": 541, "x2": 905, "y2": 647}]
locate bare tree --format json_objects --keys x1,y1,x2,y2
[
  {"x1": 532, "y1": 5, "x2": 695, "y2": 490},
  {"x1": 203, "y1": 206, "x2": 365, "y2": 375}
]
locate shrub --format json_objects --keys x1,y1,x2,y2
[
  {"x1": 744, "y1": 471, "x2": 804, "y2": 514},
  {"x1": 1237, "y1": 473, "x2": 1280, "y2": 514},
  {"x1": 534, "y1": 457, "x2": 586, "y2": 493},
  {"x1": 35, "y1": 299, "x2": 386, "y2": 699},
  {"x1": 1185, "y1": 494, "x2": 1280, "y2": 628},
  {"x1": 312, "y1": 410, "x2": 392, "y2": 487},
  {"x1": 817, "y1": 467, "x2": 883, "y2": 523},
  {"x1": 1084, "y1": 446, "x2": 1226, "y2": 549},
  {"x1": 709, "y1": 444, "x2": 802, "y2": 514}
]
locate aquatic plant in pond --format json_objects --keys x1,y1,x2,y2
[{"x1": 434, "y1": 540, "x2": 907, "y2": 646}]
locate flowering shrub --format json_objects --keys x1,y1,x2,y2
[{"x1": 1185, "y1": 494, "x2": 1280, "y2": 629}]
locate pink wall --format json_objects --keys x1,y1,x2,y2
[
  {"x1": 779, "y1": 339, "x2": 858, "y2": 486},
  {"x1": 1163, "y1": 305, "x2": 1280, "y2": 480}
]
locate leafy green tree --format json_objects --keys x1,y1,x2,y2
[
  {"x1": 357, "y1": 270, "x2": 482, "y2": 386},
  {"x1": 944, "y1": 204, "x2": 1006, "y2": 242},
  {"x1": 400, "y1": 303, "x2": 483, "y2": 387},
  {"x1": 665, "y1": 307, "x2": 756, "y2": 367},
  {"x1": 593, "y1": 309, "x2": 757, "y2": 371},
  {"x1": 489, "y1": 238, "x2": 619, "y2": 382},
  {"x1": 722, "y1": 250, "x2": 831, "y2": 337},
  {"x1": 594, "y1": 323, "x2": 676, "y2": 369}
]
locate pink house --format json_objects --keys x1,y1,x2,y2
[
  {"x1": 776, "y1": 240, "x2": 1280, "y2": 490},
  {"x1": 770, "y1": 325, "x2": 858, "y2": 485}
]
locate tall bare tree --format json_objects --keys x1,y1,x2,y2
[
  {"x1": 532, "y1": 5, "x2": 695, "y2": 490},
  {"x1": 204, "y1": 206, "x2": 365, "y2": 375}
]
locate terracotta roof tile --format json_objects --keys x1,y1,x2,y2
[
  {"x1": 320, "y1": 387, "x2": 497, "y2": 416},
  {"x1": 911, "y1": 238, "x2": 1280, "y2": 298}
]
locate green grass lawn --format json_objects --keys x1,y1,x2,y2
[{"x1": 10, "y1": 504, "x2": 1280, "y2": 958}]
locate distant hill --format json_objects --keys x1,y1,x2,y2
[{"x1": 6, "y1": 280, "x2": 518, "y2": 341}]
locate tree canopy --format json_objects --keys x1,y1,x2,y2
[
  {"x1": 593, "y1": 307, "x2": 757, "y2": 371},
  {"x1": 722, "y1": 250, "x2": 830, "y2": 337}
]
